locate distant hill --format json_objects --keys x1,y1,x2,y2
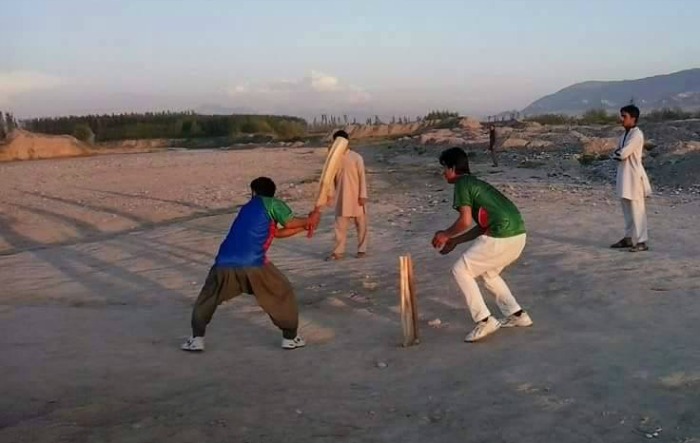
[{"x1": 523, "y1": 68, "x2": 700, "y2": 115}]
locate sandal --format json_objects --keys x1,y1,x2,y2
[{"x1": 629, "y1": 242, "x2": 649, "y2": 252}]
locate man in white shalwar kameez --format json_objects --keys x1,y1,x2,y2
[
  {"x1": 325, "y1": 130, "x2": 368, "y2": 260},
  {"x1": 610, "y1": 105, "x2": 652, "y2": 252}
]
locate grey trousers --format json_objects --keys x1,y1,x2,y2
[{"x1": 332, "y1": 214, "x2": 368, "y2": 255}]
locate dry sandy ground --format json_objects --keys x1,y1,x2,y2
[{"x1": 1, "y1": 145, "x2": 699, "y2": 443}]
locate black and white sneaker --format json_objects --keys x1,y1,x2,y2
[
  {"x1": 181, "y1": 336, "x2": 205, "y2": 352},
  {"x1": 281, "y1": 336, "x2": 306, "y2": 350}
]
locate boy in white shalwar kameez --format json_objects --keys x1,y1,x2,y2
[{"x1": 610, "y1": 105, "x2": 652, "y2": 252}]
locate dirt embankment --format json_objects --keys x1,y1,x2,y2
[
  {"x1": 0, "y1": 131, "x2": 198, "y2": 162},
  {"x1": 0, "y1": 130, "x2": 92, "y2": 162},
  {"x1": 324, "y1": 117, "x2": 484, "y2": 141},
  {"x1": 329, "y1": 122, "x2": 428, "y2": 140}
]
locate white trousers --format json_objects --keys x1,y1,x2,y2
[
  {"x1": 621, "y1": 198, "x2": 648, "y2": 244},
  {"x1": 451, "y1": 234, "x2": 526, "y2": 323}
]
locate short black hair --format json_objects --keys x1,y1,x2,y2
[
  {"x1": 439, "y1": 147, "x2": 471, "y2": 175},
  {"x1": 620, "y1": 104, "x2": 640, "y2": 122},
  {"x1": 250, "y1": 176, "x2": 276, "y2": 197},
  {"x1": 333, "y1": 130, "x2": 349, "y2": 140}
]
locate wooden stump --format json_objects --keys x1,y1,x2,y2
[{"x1": 399, "y1": 255, "x2": 419, "y2": 347}]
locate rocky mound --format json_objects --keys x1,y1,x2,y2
[
  {"x1": 646, "y1": 141, "x2": 700, "y2": 189},
  {"x1": 393, "y1": 117, "x2": 699, "y2": 192}
]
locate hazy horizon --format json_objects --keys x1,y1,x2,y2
[{"x1": 3, "y1": 0, "x2": 700, "y2": 120}]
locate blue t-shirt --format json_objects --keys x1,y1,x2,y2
[{"x1": 214, "y1": 196, "x2": 293, "y2": 267}]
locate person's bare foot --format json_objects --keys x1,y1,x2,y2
[{"x1": 325, "y1": 253, "x2": 343, "y2": 261}]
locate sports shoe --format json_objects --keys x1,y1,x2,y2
[
  {"x1": 500, "y1": 311, "x2": 533, "y2": 328},
  {"x1": 281, "y1": 335, "x2": 306, "y2": 350},
  {"x1": 464, "y1": 316, "x2": 500, "y2": 342},
  {"x1": 181, "y1": 336, "x2": 205, "y2": 352},
  {"x1": 610, "y1": 238, "x2": 632, "y2": 249}
]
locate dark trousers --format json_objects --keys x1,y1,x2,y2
[{"x1": 190, "y1": 263, "x2": 299, "y2": 339}]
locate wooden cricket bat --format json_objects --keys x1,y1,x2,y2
[
  {"x1": 307, "y1": 136, "x2": 349, "y2": 237},
  {"x1": 315, "y1": 136, "x2": 348, "y2": 207}
]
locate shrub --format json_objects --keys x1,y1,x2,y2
[
  {"x1": 425, "y1": 110, "x2": 459, "y2": 120},
  {"x1": 433, "y1": 117, "x2": 461, "y2": 129},
  {"x1": 524, "y1": 114, "x2": 573, "y2": 125},
  {"x1": 72, "y1": 123, "x2": 95, "y2": 143},
  {"x1": 580, "y1": 109, "x2": 617, "y2": 125},
  {"x1": 645, "y1": 107, "x2": 693, "y2": 121}
]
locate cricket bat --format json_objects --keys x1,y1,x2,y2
[{"x1": 307, "y1": 135, "x2": 349, "y2": 237}]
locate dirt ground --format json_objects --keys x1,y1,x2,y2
[{"x1": 1, "y1": 144, "x2": 699, "y2": 443}]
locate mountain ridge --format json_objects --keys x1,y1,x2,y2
[{"x1": 523, "y1": 68, "x2": 700, "y2": 115}]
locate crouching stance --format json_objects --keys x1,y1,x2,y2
[
  {"x1": 432, "y1": 148, "x2": 533, "y2": 343},
  {"x1": 182, "y1": 177, "x2": 315, "y2": 352}
]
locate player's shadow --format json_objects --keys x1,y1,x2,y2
[
  {"x1": 0, "y1": 204, "x2": 215, "y2": 306},
  {"x1": 79, "y1": 187, "x2": 213, "y2": 212},
  {"x1": 0, "y1": 191, "x2": 241, "y2": 255}
]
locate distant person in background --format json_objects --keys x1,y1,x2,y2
[
  {"x1": 610, "y1": 105, "x2": 652, "y2": 252},
  {"x1": 325, "y1": 130, "x2": 369, "y2": 260},
  {"x1": 488, "y1": 124, "x2": 499, "y2": 167}
]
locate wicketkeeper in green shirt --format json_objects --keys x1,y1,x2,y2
[{"x1": 432, "y1": 147, "x2": 533, "y2": 343}]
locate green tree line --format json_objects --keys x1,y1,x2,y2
[{"x1": 22, "y1": 111, "x2": 308, "y2": 142}]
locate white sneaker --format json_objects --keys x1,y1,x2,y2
[
  {"x1": 500, "y1": 311, "x2": 533, "y2": 328},
  {"x1": 464, "y1": 316, "x2": 500, "y2": 342},
  {"x1": 181, "y1": 336, "x2": 205, "y2": 352},
  {"x1": 281, "y1": 336, "x2": 306, "y2": 350}
]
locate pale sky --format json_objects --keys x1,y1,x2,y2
[{"x1": 3, "y1": 0, "x2": 699, "y2": 119}]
